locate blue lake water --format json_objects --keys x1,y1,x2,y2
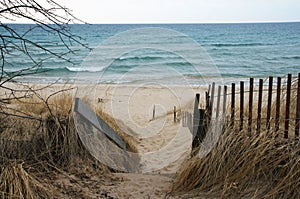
[{"x1": 1, "y1": 23, "x2": 300, "y2": 85}]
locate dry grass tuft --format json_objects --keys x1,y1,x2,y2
[
  {"x1": 173, "y1": 127, "x2": 300, "y2": 198},
  {"x1": 0, "y1": 162, "x2": 51, "y2": 199},
  {"x1": 0, "y1": 91, "x2": 113, "y2": 197},
  {"x1": 1, "y1": 93, "x2": 89, "y2": 167},
  {"x1": 96, "y1": 108, "x2": 139, "y2": 153},
  {"x1": 173, "y1": 77, "x2": 300, "y2": 198}
]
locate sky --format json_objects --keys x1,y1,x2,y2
[
  {"x1": 56, "y1": 0, "x2": 300, "y2": 23},
  {"x1": 5, "y1": 0, "x2": 300, "y2": 23}
]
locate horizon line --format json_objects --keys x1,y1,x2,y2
[{"x1": 2, "y1": 20, "x2": 300, "y2": 25}]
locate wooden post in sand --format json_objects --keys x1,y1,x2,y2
[
  {"x1": 205, "y1": 91, "x2": 210, "y2": 123},
  {"x1": 295, "y1": 73, "x2": 300, "y2": 139},
  {"x1": 223, "y1": 86, "x2": 227, "y2": 119},
  {"x1": 275, "y1": 77, "x2": 281, "y2": 133},
  {"x1": 284, "y1": 74, "x2": 292, "y2": 139},
  {"x1": 216, "y1": 86, "x2": 221, "y2": 119},
  {"x1": 266, "y1": 76, "x2": 273, "y2": 131},
  {"x1": 192, "y1": 93, "x2": 207, "y2": 149},
  {"x1": 174, "y1": 106, "x2": 176, "y2": 123},
  {"x1": 152, "y1": 105, "x2": 156, "y2": 120},
  {"x1": 210, "y1": 82, "x2": 215, "y2": 119},
  {"x1": 231, "y1": 83, "x2": 235, "y2": 128},
  {"x1": 182, "y1": 111, "x2": 186, "y2": 126},
  {"x1": 240, "y1": 81, "x2": 244, "y2": 131},
  {"x1": 193, "y1": 94, "x2": 200, "y2": 138},
  {"x1": 248, "y1": 78, "x2": 254, "y2": 134},
  {"x1": 257, "y1": 79, "x2": 263, "y2": 135}
]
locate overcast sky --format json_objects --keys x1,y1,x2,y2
[{"x1": 8, "y1": 0, "x2": 300, "y2": 23}]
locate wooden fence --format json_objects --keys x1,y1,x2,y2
[{"x1": 192, "y1": 73, "x2": 300, "y2": 146}]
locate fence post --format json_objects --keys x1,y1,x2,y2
[
  {"x1": 257, "y1": 79, "x2": 263, "y2": 135},
  {"x1": 152, "y1": 104, "x2": 156, "y2": 120},
  {"x1": 192, "y1": 109, "x2": 206, "y2": 149},
  {"x1": 210, "y1": 82, "x2": 216, "y2": 120},
  {"x1": 192, "y1": 93, "x2": 206, "y2": 150},
  {"x1": 205, "y1": 91, "x2": 210, "y2": 112},
  {"x1": 216, "y1": 86, "x2": 221, "y2": 119},
  {"x1": 188, "y1": 112, "x2": 192, "y2": 131},
  {"x1": 266, "y1": 76, "x2": 273, "y2": 131},
  {"x1": 174, "y1": 106, "x2": 176, "y2": 123},
  {"x1": 275, "y1": 77, "x2": 281, "y2": 132},
  {"x1": 284, "y1": 74, "x2": 292, "y2": 139},
  {"x1": 223, "y1": 86, "x2": 228, "y2": 120},
  {"x1": 231, "y1": 83, "x2": 235, "y2": 128},
  {"x1": 193, "y1": 93, "x2": 200, "y2": 138},
  {"x1": 296, "y1": 73, "x2": 300, "y2": 139},
  {"x1": 240, "y1": 81, "x2": 244, "y2": 131},
  {"x1": 248, "y1": 78, "x2": 254, "y2": 134},
  {"x1": 182, "y1": 111, "x2": 185, "y2": 126}
]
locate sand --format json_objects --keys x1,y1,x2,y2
[{"x1": 1, "y1": 82, "x2": 209, "y2": 198}]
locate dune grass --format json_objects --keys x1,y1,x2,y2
[
  {"x1": 173, "y1": 127, "x2": 300, "y2": 198},
  {"x1": 0, "y1": 162, "x2": 51, "y2": 199},
  {"x1": 95, "y1": 108, "x2": 139, "y2": 153},
  {"x1": 172, "y1": 78, "x2": 300, "y2": 198},
  {"x1": 0, "y1": 90, "x2": 111, "y2": 198}
]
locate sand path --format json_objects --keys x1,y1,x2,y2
[{"x1": 1, "y1": 82, "x2": 208, "y2": 198}]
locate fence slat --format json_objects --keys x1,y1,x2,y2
[
  {"x1": 182, "y1": 111, "x2": 186, "y2": 126},
  {"x1": 192, "y1": 93, "x2": 200, "y2": 138},
  {"x1": 296, "y1": 73, "x2": 300, "y2": 138},
  {"x1": 192, "y1": 94, "x2": 207, "y2": 150},
  {"x1": 153, "y1": 105, "x2": 156, "y2": 120},
  {"x1": 223, "y1": 86, "x2": 227, "y2": 119},
  {"x1": 205, "y1": 91, "x2": 210, "y2": 112},
  {"x1": 210, "y1": 82, "x2": 216, "y2": 119},
  {"x1": 275, "y1": 77, "x2": 281, "y2": 132},
  {"x1": 266, "y1": 76, "x2": 273, "y2": 131},
  {"x1": 174, "y1": 106, "x2": 176, "y2": 123},
  {"x1": 231, "y1": 83, "x2": 235, "y2": 128},
  {"x1": 216, "y1": 86, "x2": 221, "y2": 118},
  {"x1": 240, "y1": 81, "x2": 244, "y2": 131},
  {"x1": 284, "y1": 74, "x2": 292, "y2": 139},
  {"x1": 205, "y1": 73, "x2": 298, "y2": 139},
  {"x1": 257, "y1": 79, "x2": 263, "y2": 135},
  {"x1": 248, "y1": 78, "x2": 254, "y2": 134},
  {"x1": 198, "y1": 109, "x2": 206, "y2": 143}
]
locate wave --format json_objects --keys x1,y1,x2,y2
[
  {"x1": 18, "y1": 60, "x2": 194, "y2": 75},
  {"x1": 264, "y1": 55, "x2": 300, "y2": 61},
  {"x1": 65, "y1": 66, "x2": 104, "y2": 72},
  {"x1": 34, "y1": 67, "x2": 73, "y2": 73},
  {"x1": 209, "y1": 43, "x2": 271, "y2": 47},
  {"x1": 115, "y1": 55, "x2": 171, "y2": 62},
  {"x1": 166, "y1": 61, "x2": 193, "y2": 67},
  {"x1": 281, "y1": 55, "x2": 300, "y2": 60},
  {"x1": 9, "y1": 66, "x2": 104, "y2": 74}
]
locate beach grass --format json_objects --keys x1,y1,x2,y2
[
  {"x1": 173, "y1": 127, "x2": 300, "y2": 198},
  {"x1": 172, "y1": 80, "x2": 300, "y2": 198},
  {"x1": 0, "y1": 90, "x2": 111, "y2": 198}
]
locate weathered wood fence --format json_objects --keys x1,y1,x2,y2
[{"x1": 191, "y1": 73, "x2": 300, "y2": 147}]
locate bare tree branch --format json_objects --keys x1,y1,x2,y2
[{"x1": 0, "y1": 0, "x2": 89, "y2": 120}]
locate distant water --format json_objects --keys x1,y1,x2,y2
[{"x1": 1, "y1": 23, "x2": 300, "y2": 85}]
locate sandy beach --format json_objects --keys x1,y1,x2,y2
[
  {"x1": 1, "y1": 78, "x2": 299, "y2": 198},
  {"x1": 1, "y1": 82, "x2": 209, "y2": 198}
]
